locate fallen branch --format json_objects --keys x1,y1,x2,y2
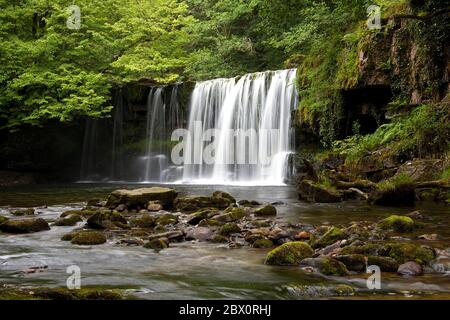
[
  {"x1": 348, "y1": 187, "x2": 369, "y2": 200},
  {"x1": 415, "y1": 180, "x2": 450, "y2": 189}
]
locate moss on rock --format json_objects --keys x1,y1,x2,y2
[
  {"x1": 10, "y1": 208, "x2": 35, "y2": 216},
  {"x1": 265, "y1": 241, "x2": 314, "y2": 266},
  {"x1": 71, "y1": 231, "x2": 106, "y2": 245},
  {"x1": 218, "y1": 223, "x2": 241, "y2": 236},
  {"x1": 252, "y1": 239, "x2": 273, "y2": 248},
  {"x1": 378, "y1": 215, "x2": 414, "y2": 232},
  {"x1": 143, "y1": 238, "x2": 169, "y2": 251},
  {"x1": 314, "y1": 227, "x2": 346, "y2": 248},
  {"x1": 0, "y1": 216, "x2": 9, "y2": 224},
  {"x1": 54, "y1": 215, "x2": 83, "y2": 226},
  {"x1": 0, "y1": 218, "x2": 50, "y2": 233},
  {"x1": 254, "y1": 204, "x2": 277, "y2": 216},
  {"x1": 300, "y1": 256, "x2": 349, "y2": 276}
]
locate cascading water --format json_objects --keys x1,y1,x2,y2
[{"x1": 182, "y1": 69, "x2": 298, "y2": 185}]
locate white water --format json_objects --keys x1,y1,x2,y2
[{"x1": 181, "y1": 69, "x2": 298, "y2": 185}]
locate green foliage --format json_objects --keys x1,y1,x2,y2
[{"x1": 0, "y1": 0, "x2": 193, "y2": 129}]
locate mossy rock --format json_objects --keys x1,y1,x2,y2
[
  {"x1": 211, "y1": 191, "x2": 236, "y2": 208},
  {"x1": 156, "y1": 213, "x2": 178, "y2": 226},
  {"x1": 10, "y1": 208, "x2": 35, "y2": 216},
  {"x1": 340, "y1": 243, "x2": 384, "y2": 256},
  {"x1": 187, "y1": 208, "x2": 219, "y2": 225},
  {"x1": 253, "y1": 239, "x2": 273, "y2": 248},
  {"x1": 314, "y1": 227, "x2": 346, "y2": 248},
  {"x1": 211, "y1": 234, "x2": 229, "y2": 243},
  {"x1": 383, "y1": 242, "x2": 435, "y2": 265},
  {"x1": 211, "y1": 207, "x2": 246, "y2": 223},
  {"x1": 286, "y1": 284, "x2": 355, "y2": 298},
  {"x1": 34, "y1": 287, "x2": 122, "y2": 300},
  {"x1": 369, "y1": 183, "x2": 415, "y2": 206},
  {"x1": 367, "y1": 255, "x2": 399, "y2": 272},
  {"x1": 218, "y1": 223, "x2": 241, "y2": 236},
  {"x1": 254, "y1": 204, "x2": 277, "y2": 216},
  {"x1": 0, "y1": 218, "x2": 50, "y2": 233},
  {"x1": 106, "y1": 187, "x2": 178, "y2": 208},
  {"x1": 174, "y1": 195, "x2": 215, "y2": 212},
  {"x1": 0, "y1": 216, "x2": 9, "y2": 225},
  {"x1": 265, "y1": 241, "x2": 314, "y2": 266},
  {"x1": 86, "y1": 211, "x2": 127, "y2": 229},
  {"x1": 129, "y1": 215, "x2": 156, "y2": 228},
  {"x1": 60, "y1": 209, "x2": 97, "y2": 218},
  {"x1": 378, "y1": 215, "x2": 414, "y2": 232},
  {"x1": 54, "y1": 215, "x2": 83, "y2": 226},
  {"x1": 71, "y1": 231, "x2": 106, "y2": 245},
  {"x1": 335, "y1": 254, "x2": 367, "y2": 272},
  {"x1": 300, "y1": 257, "x2": 349, "y2": 276},
  {"x1": 143, "y1": 238, "x2": 169, "y2": 251}
]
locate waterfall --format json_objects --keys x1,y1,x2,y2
[{"x1": 182, "y1": 69, "x2": 298, "y2": 185}]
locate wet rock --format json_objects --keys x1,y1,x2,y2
[
  {"x1": 218, "y1": 223, "x2": 241, "y2": 236},
  {"x1": 248, "y1": 219, "x2": 272, "y2": 228},
  {"x1": 252, "y1": 239, "x2": 273, "y2": 248},
  {"x1": 406, "y1": 211, "x2": 425, "y2": 220},
  {"x1": 71, "y1": 231, "x2": 106, "y2": 245},
  {"x1": 335, "y1": 254, "x2": 367, "y2": 272},
  {"x1": 198, "y1": 218, "x2": 223, "y2": 227},
  {"x1": 314, "y1": 227, "x2": 346, "y2": 248},
  {"x1": 254, "y1": 204, "x2": 277, "y2": 217},
  {"x1": 396, "y1": 159, "x2": 444, "y2": 182},
  {"x1": 115, "y1": 204, "x2": 127, "y2": 212},
  {"x1": 294, "y1": 231, "x2": 311, "y2": 240},
  {"x1": 367, "y1": 256, "x2": 399, "y2": 272},
  {"x1": 397, "y1": 261, "x2": 423, "y2": 276},
  {"x1": 87, "y1": 198, "x2": 103, "y2": 207},
  {"x1": 117, "y1": 238, "x2": 145, "y2": 246},
  {"x1": 143, "y1": 238, "x2": 169, "y2": 250},
  {"x1": 377, "y1": 215, "x2": 414, "y2": 232},
  {"x1": 369, "y1": 183, "x2": 415, "y2": 206},
  {"x1": 10, "y1": 208, "x2": 35, "y2": 216},
  {"x1": 187, "y1": 208, "x2": 219, "y2": 225},
  {"x1": 286, "y1": 284, "x2": 355, "y2": 298},
  {"x1": 210, "y1": 207, "x2": 246, "y2": 223},
  {"x1": 106, "y1": 187, "x2": 177, "y2": 208},
  {"x1": 238, "y1": 200, "x2": 261, "y2": 207},
  {"x1": 0, "y1": 218, "x2": 50, "y2": 233},
  {"x1": 60, "y1": 209, "x2": 97, "y2": 218},
  {"x1": 54, "y1": 215, "x2": 83, "y2": 226},
  {"x1": 129, "y1": 215, "x2": 156, "y2": 228},
  {"x1": 147, "y1": 201, "x2": 163, "y2": 212},
  {"x1": 298, "y1": 180, "x2": 342, "y2": 203},
  {"x1": 87, "y1": 211, "x2": 128, "y2": 229},
  {"x1": 211, "y1": 191, "x2": 236, "y2": 208},
  {"x1": 299, "y1": 256, "x2": 349, "y2": 276},
  {"x1": 147, "y1": 230, "x2": 184, "y2": 241},
  {"x1": 185, "y1": 227, "x2": 213, "y2": 241},
  {"x1": 316, "y1": 240, "x2": 344, "y2": 256},
  {"x1": 156, "y1": 213, "x2": 178, "y2": 226},
  {"x1": 174, "y1": 195, "x2": 215, "y2": 212},
  {"x1": 265, "y1": 242, "x2": 314, "y2": 266}
]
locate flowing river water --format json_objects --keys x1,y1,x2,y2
[{"x1": 0, "y1": 184, "x2": 449, "y2": 299}]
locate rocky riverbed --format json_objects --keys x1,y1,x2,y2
[{"x1": 0, "y1": 184, "x2": 449, "y2": 300}]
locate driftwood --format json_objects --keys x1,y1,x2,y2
[
  {"x1": 335, "y1": 179, "x2": 376, "y2": 190},
  {"x1": 415, "y1": 180, "x2": 450, "y2": 189},
  {"x1": 348, "y1": 188, "x2": 369, "y2": 200}
]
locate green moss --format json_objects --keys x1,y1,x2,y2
[
  {"x1": 318, "y1": 257, "x2": 349, "y2": 276},
  {"x1": 54, "y1": 214, "x2": 83, "y2": 226},
  {"x1": 11, "y1": 208, "x2": 35, "y2": 216},
  {"x1": 211, "y1": 234, "x2": 229, "y2": 243},
  {"x1": 252, "y1": 239, "x2": 273, "y2": 248},
  {"x1": 218, "y1": 223, "x2": 241, "y2": 236},
  {"x1": 0, "y1": 216, "x2": 9, "y2": 224},
  {"x1": 314, "y1": 227, "x2": 345, "y2": 248},
  {"x1": 367, "y1": 255, "x2": 399, "y2": 272},
  {"x1": 384, "y1": 242, "x2": 435, "y2": 265},
  {"x1": 378, "y1": 215, "x2": 415, "y2": 232},
  {"x1": 129, "y1": 215, "x2": 156, "y2": 228},
  {"x1": 254, "y1": 204, "x2": 277, "y2": 216},
  {"x1": 71, "y1": 231, "x2": 106, "y2": 245},
  {"x1": 156, "y1": 213, "x2": 178, "y2": 226},
  {"x1": 265, "y1": 242, "x2": 314, "y2": 266},
  {"x1": 61, "y1": 209, "x2": 97, "y2": 218}
]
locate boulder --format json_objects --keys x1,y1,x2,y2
[
  {"x1": 174, "y1": 196, "x2": 214, "y2": 212},
  {"x1": 254, "y1": 204, "x2": 277, "y2": 216},
  {"x1": 300, "y1": 256, "x2": 349, "y2": 276},
  {"x1": 60, "y1": 209, "x2": 97, "y2": 218},
  {"x1": 369, "y1": 180, "x2": 415, "y2": 206},
  {"x1": 143, "y1": 238, "x2": 169, "y2": 250},
  {"x1": 377, "y1": 215, "x2": 414, "y2": 232},
  {"x1": 106, "y1": 187, "x2": 177, "y2": 208},
  {"x1": 71, "y1": 231, "x2": 106, "y2": 245},
  {"x1": 265, "y1": 242, "x2": 314, "y2": 266},
  {"x1": 397, "y1": 261, "x2": 423, "y2": 276},
  {"x1": 367, "y1": 256, "x2": 399, "y2": 272},
  {"x1": 396, "y1": 159, "x2": 444, "y2": 182},
  {"x1": 298, "y1": 180, "x2": 342, "y2": 203},
  {"x1": 155, "y1": 213, "x2": 178, "y2": 226},
  {"x1": 185, "y1": 227, "x2": 213, "y2": 241},
  {"x1": 10, "y1": 208, "x2": 35, "y2": 216},
  {"x1": 54, "y1": 215, "x2": 83, "y2": 226},
  {"x1": 0, "y1": 218, "x2": 50, "y2": 233},
  {"x1": 86, "y1": 211, "x2": 127, "y2": 229},
  {"x1": 211, "y1": 234, "x2": 229, "y2": 243}
]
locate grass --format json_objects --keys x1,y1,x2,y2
[{"x1": 376, "y1": 173, "x2": 413, "y2": 192}]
